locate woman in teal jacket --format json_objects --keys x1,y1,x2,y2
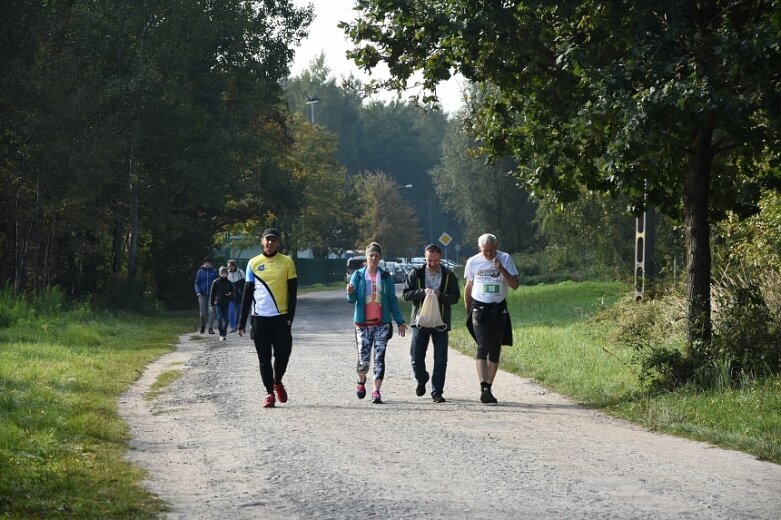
[{"x1": 346, "y1": 242, "x2": 406, "y2": 404}]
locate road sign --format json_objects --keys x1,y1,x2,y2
[{"x1": 438, "y1": 232, "x2": 452, "y2": 247}]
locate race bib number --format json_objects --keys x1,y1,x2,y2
[{"x1": 482, "y1": 284, "x2": 501, "y2": 294}]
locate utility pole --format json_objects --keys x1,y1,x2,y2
[{"x1": 634, "y1": 207, "x2": 656, "y2": 300}]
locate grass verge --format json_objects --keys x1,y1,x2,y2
[
  {"x1": 449, "y1": 280, "x2": 781, "y2": 464},
  {"x1": 0, "y1": 299, "x2": 192, "y2": 518},
  {"x1": 144, "y1": 364, "x2": 185, "y2": 402}
]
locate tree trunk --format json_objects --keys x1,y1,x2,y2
[
  {"x1": 683, "y1": 125, "x2": 714, "y2": 359},
  {"x1": 14, "y1": 179, "x2": 39, "y2": 294},
  {"x1": 127, "y1": 155, "x2": 140, "y2": 293},
  {"x1": 112, "y1": 207, "x2": 125, "y2": 273}
]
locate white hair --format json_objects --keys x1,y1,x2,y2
[{"x1": 478, "y1": 233, "x2": 497, "y2": 247}]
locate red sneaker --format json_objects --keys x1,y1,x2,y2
[
  {"x1": 274, "y1": 383, "x2": 288, "y2": 404},
  {"x1": 262, "y1": 393, "x2": 275, "y2": 408},
  {"x1": 356, "y1": 382, "x2": 366, "y2": 399}
]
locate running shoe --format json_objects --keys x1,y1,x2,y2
[
  {"x1": 274, "y1": 382, "x2": 288, "y2": 404},
  {"x1": 432, "y1": 393, "x2": 446, "y2": 403},
  {"x1": 262, "y1": 393, "x2": 275, "y2": 408},
  {"x1": 480, "y1": 389, "x2": 498, "y2": 404},
  {"x1": 356, "y1": 381, "x2": 366, "y2": 399},
  {"x1": 371, "y1": 390, "x2": 383, "y2": 404}
]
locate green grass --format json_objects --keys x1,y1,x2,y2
[
  {"x1": 613, "y1": 378, "x2": 781, "y2": 462},
  {"x1": 0, "y1": 299, "x2": 192, "y2": 518},
  {"x1": 144, "y1": 365, "x2": 185, "y2": 402},
  {"x1": 450, "y1": 280, "x2": 781, "y2": 464}
]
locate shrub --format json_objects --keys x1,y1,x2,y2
[
  {"x1": 32, "y1": 286, "x2": 67, "y2": 315},
  {"x1": 605, "y1": 290, "x2": 691, "y2": 390},
  {"x1": 0, "y1": 304, "x2": 14, "y2": 328},
  {"x1": 711, "y1": 271, "x2": 781, "y2": 381},
  {"x1": 0, "y1": 288, "x2": 32, "y2": 328}
]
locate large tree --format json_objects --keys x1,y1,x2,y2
[
  {"x1": 0, "y1": 1, "x2": 313, "y2": 305},
  {"x1": 342, "y1": 1, "x2": 781, "y2": 357},
  {"x1": 430, "y1": 118, "x2": 537, "y2": 254},
  {"x1": 280, "y1": 114, "x2": 355, "y2": 257},
  {"x1": 286, "y1": 63, "x2": 451, "y2": 248},
  {"x1": 352, "y1": 171, "x2": 421, "y2": 258}
]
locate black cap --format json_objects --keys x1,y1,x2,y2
[{"x1": 262, "y1": 228, "x2": 280, "y2": 238}]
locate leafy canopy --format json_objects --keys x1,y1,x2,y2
[{"x1": 343, "y1": 1, "x2": 781, "y2": 217}]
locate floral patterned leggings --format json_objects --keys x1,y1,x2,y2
[{"x1": 355, "y1": 323, "x2": 392, "y2": 381}]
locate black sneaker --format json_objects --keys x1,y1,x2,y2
[
  {"x1": 415, "y1": 381, "x2": 426, "y2": 397},
  {"x1": 480, "y1": 389, "x2": 498, "y2": 404},
  {"x1": 432, "y1": 393, "x2": 446, "y2": 403},
  {"x1": 200, "y1": 327, "x2": 205, "y2": 334},
  {"x1": 208, "y1": 328, "x2": 215, "y2": 334}
]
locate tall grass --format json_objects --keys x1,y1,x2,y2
[
  {"x1": 0, "y1": 289, "x2": 191, "y2": 518},
  {"x1": 450, "y1": 281, "x2": 781, "y2": 463}
]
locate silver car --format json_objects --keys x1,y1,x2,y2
[{"x1": 383, "y1": 261, "x2": 407, "y2": 283}]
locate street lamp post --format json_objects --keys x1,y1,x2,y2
[
  {"x1": 305, "y1": 95, "x2": 319, "y2": 124},
  {"x1": 427, "y1": 197, "x2": 434, "y2": 243}
]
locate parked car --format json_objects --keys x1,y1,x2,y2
[
  {"x1": 345, "y1": 256, "x2": 366, "y2": 282},
  {"x1": 442, "y1": 259, "x2": 462, "y2": 270},
  {"x1": 397, "y1": 262, "x2": 415, "y2": 278},
  {"x1": 410, "y1": 257, "x2": 426, "y2": 268},
  {"x1": 383, "y1": 261, "x2": 407, "y2": 283}
]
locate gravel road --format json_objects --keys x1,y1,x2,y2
[{"x1": 120, "y1": 289, "x2": 781, "y2": 519}]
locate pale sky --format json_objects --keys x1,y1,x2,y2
[{"x1": 290, "y1": 0, "x2": 466, "y2": 114}]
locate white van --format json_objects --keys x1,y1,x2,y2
[{"x1": 410, "y1": 257, "x2": 426, "y2": 267}]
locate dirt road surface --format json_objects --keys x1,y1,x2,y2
[{"x1": 120, "y1": 289, "x2": 781, "y2": 519}]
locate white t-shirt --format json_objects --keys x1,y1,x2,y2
[{"x1": 464, "y1": 251, "x2": 518, "y2": 303}]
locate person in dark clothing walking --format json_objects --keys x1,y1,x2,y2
[
  {"x1": 226, "y1": 259, "x2": 245, "y2": 333},
  {"x1": 194, "y1": 258, "x2": 218, "y2": 334},
  {"x1": 403, "y1": 244, "x2": 460, "y2": 403},
  {"x1": 238, "y1": 228, "x2": 298, "y2": 408},
  {"x1": 210, "y1": 266, "x2": 233, "y2": 341}
]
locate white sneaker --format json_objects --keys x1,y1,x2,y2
[{"x1": 220, "y1": 336, "x2": 226, "y2": 341}]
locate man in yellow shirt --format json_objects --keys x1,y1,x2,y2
[{"x1": 238, "y1": 228, "x2": 298, "y2": 408}]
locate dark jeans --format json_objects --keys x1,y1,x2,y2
[
  {"x1": 410, "y1": 326, "x2": 449, "y2": 395},
  {"x1": 214, "y1": 304, "x2": 229, "y2": 337},
  {"x1": 228, "y1": 300, "x2": 240, "y2": 329},
  {"x1": 252, "y1": 315, "x2": 293, "y2": 394},
  {"x1": 198, "y1": 295, "x2": 215, "y2": 330}
]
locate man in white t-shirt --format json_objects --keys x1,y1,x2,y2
[{"x1": 464, "y1": 233, "x2": 520, "y2": 404}]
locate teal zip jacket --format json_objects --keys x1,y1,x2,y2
[{"x1": 346, "y1": 267, "x2": 406, "y2": 326}]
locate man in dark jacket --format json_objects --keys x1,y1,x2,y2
[
  {"x1": 403, "y1": 244, "x2": 460, "y2": 402},
  {"x1": 194, "y1": 257, "x2": 218, "y2": 334},
  {"x1": 209, "y1": 266, "x2": 233, "y2": 341}
]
